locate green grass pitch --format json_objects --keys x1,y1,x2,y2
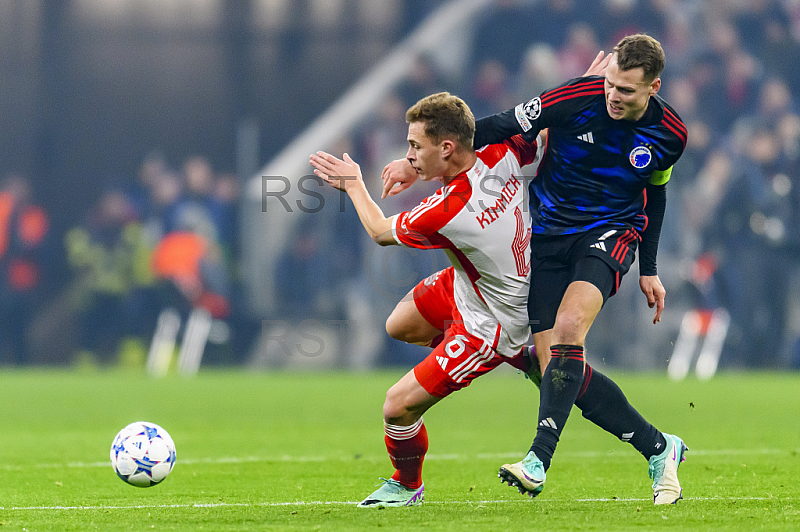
[{"x1": 1, "y1": 367, "x2": 798, "y2": 530}]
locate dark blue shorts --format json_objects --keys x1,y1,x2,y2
[{"x1": 527, "y1": 225, "x2": 639, "y2": 334}]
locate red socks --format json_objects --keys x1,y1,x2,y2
[{"x1": 384, "y1": 418, "x2": 428, "y2": 489}]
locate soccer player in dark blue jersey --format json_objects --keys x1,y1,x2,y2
[
  {"x1": 477, "y1": 33, "x2": 688, "y2": 505},
  {"x1": 382, "y1": 35, "x2": 688, "y2": 505}
]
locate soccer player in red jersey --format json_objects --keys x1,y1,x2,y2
[{"x1": 311, "y1": 92, "x2": 542, "y2": 507}]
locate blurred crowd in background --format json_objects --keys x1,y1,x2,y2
[
  {"x1": 1, "y1": 0, "x2": 800, "y2": 370},
  {"x1": 0, "y1": 154, "x2": 255, "y2": 367}
]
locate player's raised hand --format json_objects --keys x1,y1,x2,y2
[
  {"x1": 583, "y1": 51, "x2": 611, "y2": 77},
  {"x1": 310, "y1": 151, "x2": 362, "y2": 192},
  {"x1": 639, "y1": 275, "x2": 666, "y2": 324},
  {"x1": 381, "y1": 158, "x2": 418, "y2": 198}
]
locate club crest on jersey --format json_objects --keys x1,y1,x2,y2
[{"x1": 629, "y1": 146, "x2": 652, "y2": 169}]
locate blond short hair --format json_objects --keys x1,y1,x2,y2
[{"x1": 405, "y1": 92, "x2": 475, "y2": 152}]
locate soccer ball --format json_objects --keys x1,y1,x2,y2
[{"x1": 110, "y1": 421, "x2": 176, "y2": 487}]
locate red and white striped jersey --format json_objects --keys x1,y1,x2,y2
[{"x1": 392, "y1": 135, "x2": 542, "y2": 357}]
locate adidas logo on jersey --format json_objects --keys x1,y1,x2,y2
[
  {"x1": 590, "y1": 242, "x2": 606, "y2": 252},
  {"x1": 436, "y1": 356, "x2": 448, "y2": 370},
  {"x1": 577, "y1": 132, "x2": 595, "y2": 144}
]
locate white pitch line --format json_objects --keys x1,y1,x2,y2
[
  {"x1": 4, "y1": 447, "x2": 794, "y2": 472},
  {"x1": 475, "y1": 448, "x2": 791, "y2": 459},
  {"x1": 0, "y1": 496, "x2": 787, "y2": 512}
]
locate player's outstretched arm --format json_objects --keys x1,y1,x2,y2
[
  {"x1": 309, "y1": 151, "x2": 396, "y2": 246},
  {"x1": 381, "y1": 158, "x2": 418, "y2": 199},
  {"x1": 639, "y1": 275, "x2": 666, "y2": 324}
]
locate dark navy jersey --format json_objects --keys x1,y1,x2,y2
[{"x1": 474, "y1": 76, "x2": 686, "y2": 236}]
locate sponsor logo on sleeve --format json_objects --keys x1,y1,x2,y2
[
  {"x1": 515, "y1": 103, "x2": 532, "y2": 132},
  {"x1": 514, "y1": 97, "x2": 541, "y2": 132}
]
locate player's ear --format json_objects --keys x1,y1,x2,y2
[
  {"x1": 440, "y1": 139, "x2": 456, "y2": 158},
  {"x1": 650, "y1": 77, "x2": 661, "y2": 96}
]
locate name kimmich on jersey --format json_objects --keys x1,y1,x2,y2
[{"x1": 392, "y1": 137, "x2": 542, "y2": 357}]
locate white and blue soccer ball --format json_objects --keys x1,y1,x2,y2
[{"x1": 110, "y1": 421, "x2": 176, "y2": 487}]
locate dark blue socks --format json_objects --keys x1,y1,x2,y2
[
  {"x1": 575, "y1": 365, "x2": 667, "y2": 460},
  {"x1": 531, "y1": 345, "x2": 585, "y2": 471}
]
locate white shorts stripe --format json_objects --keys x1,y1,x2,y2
[
  {"x1": 447, "y1": 342, "x2": 489, "y2": 379},
  {"x1": 450, "y1": 342, "x2": 495, "y2": 383},
  {"x1": 452, "y1": 350, "x2": 494, "y2": 383}
]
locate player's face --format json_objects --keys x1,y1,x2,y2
[
  {"x1": 604, "y1": 55, "x2": 661, "y2": 121},
  {"x1": 406, "y1": 121, "x2": 447, "y2": 181}
]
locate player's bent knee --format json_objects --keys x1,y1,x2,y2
[
  {"x1": 552, "y1": 312, "x2": 588, "y2": 345},
  {"x1": 382, "y1": 383, "x2": 425, "y2": 424},
  {"x1": 383, "y1": 400, "x2": 413, "y2": 425},
  {"x1": 385, "y1": 311, "x2": 436, "y2": 345},
  {"x1": 384, "y1": 312, "x2": 406, "y2": 341},
  {"x1": 382, "y1": 386, "x2": 408, "y2": 423},
  {"x1": 385, "y1": 304, "x2": 421, "y2": 342}
]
